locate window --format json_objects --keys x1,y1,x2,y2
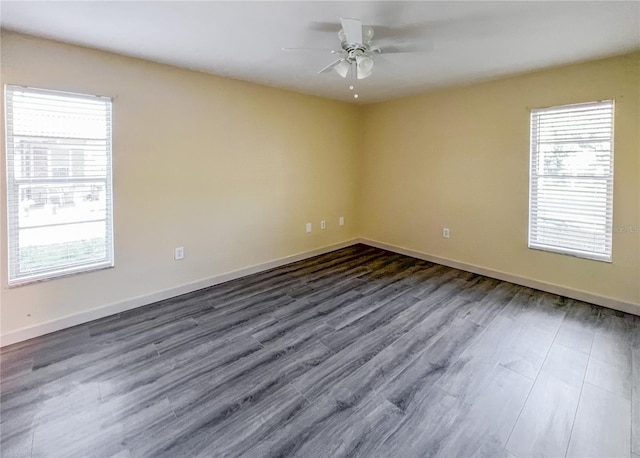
[
  {"x1": 529, "y1": 100, "x2": 614, "y2": 262},
  {"x1": 5, "y1": 85, "x2": 113, "y2": 284}
]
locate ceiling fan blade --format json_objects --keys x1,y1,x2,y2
[
  {"x1": 340, "y1": 17, "x2": 363, "y2": 44},
  {"x1": 378, "y1": 42, "x2": 434, "y2": 54},
  {"x1": 282, "y1": 47, "x2": 339, "y2": 53},
  {"x1": 308, "y1": 21, "x2": 341, "y2": 33},
  {"x1": 310, "y1": 21, "x2": 432, "y2": 41},
  {"x1": 318, "y1": 58, "x2": 345, "y2": 74},
  {"x1": 368, "y1": 23, "x2": 434, "y2": 41}
]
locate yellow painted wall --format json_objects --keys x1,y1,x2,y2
[
  {"x1": 1, "y1": 30, "x2": 638, "y2": 339},
  {"x1": 0, "y1": 31, "x2": 360, "y2": 336},
  {"x1": 359, "y1": 52, "x2": 640, "y2": 309}
]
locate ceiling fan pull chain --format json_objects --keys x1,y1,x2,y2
[{"x1": 350, "y1": 63, "x2": 359, "y2": 99}]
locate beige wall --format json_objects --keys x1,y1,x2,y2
[
  {"x1": 1, "y1": 31, "x2": 638, "y2": 340},
  {"x1": 0, "y1": 31, "x2": 360, "y2": 336},
  {"x1": 359, "y1": 52, "x2": 640, "y2": 309}
]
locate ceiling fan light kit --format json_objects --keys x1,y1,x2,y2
[
  {"x1": 331, "y1": 18, "x2": 379, "y2": 84},
  {"x1": 334, "y1": 60, "x2": 351, "y2": 78},
  {"x1": 290, "y1": 17, "x2": 381, "y2": 98},
  {"x1": 286, "y1": 16, "x2": 424, "y2": 100},
  {"x1": 355, "y1": 55, "x2": 374, "y2": 79}
]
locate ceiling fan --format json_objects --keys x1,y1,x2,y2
[
  {"x1": 318, "y1": 18, "x2": 379, "y2": 83},
  {"x1": 285, "y1": 17, "x2": 429, "y2": 98}
]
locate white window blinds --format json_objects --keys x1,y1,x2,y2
[
  {"x1": 5, "y1": 85, "x2": 114, "y2": 285},
  {"x1": 529, "y1": 100, "x2": 614, "y2": 262}
]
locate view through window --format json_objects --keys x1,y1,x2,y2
[
  {"x1": 5, "y1": 85, "x2": 114, "y2": 284},
  {"x1": 529, "y1": 100, "x2": 614, "y2": 262}
]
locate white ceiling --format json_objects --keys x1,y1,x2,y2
[{"x1": 1, "y1": 1, "x2": 639, "y2": 103}]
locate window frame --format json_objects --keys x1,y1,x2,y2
[
  {"x1": 528, "y1": 99, "x2": 614, "y2": 263},
  {"x1": 5, "y1": 85, "x2": 114, "y2": 285}
]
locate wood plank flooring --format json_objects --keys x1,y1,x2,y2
[{"x1": 1, "y1": 244, "x2": 639, "y2": 457}]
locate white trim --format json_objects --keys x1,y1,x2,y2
[
  {"x1": 359, "y1": 237, "x2": 640, "y2": 317},
  {"x1": 0, "y1": 239, "x2": 359, "y2": 347},
  {"x1": 4, "y1": 236, "x2": 637, "y2": 347}
]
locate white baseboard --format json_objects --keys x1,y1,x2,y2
[
  {"x1": 359, "y1": 237, "x2": 640, "y2": 317},
  {"x1": 0, "y1": 239, "x2": 360, "y2": 347},
  {"x1": 4, "y1": 236, "x2": 637, "y2": 347}
]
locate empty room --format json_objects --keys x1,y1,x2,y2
[{"x1": 0, "y1": 1, "x2": 639, "y2": 457}]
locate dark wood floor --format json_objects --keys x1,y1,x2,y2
[{"x1": 1, "y1": 244, "x2": 639, "y2": 458}]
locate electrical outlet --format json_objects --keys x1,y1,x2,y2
[
  {"x1": 339, "y1": 216, "x2": 345, "y2": 226},
  {"x1": 175, "y1": 246, "x2": 185, "y2": 260},
  {"x1": 306, "y1": 222, "x2": 312, "y2": 233},
  {"x1": 443, "y1": 228, "x2": 450, "y2": 239},
  {"x1": 321, "y1": 220, "x2": 326, "y2": 230}
]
